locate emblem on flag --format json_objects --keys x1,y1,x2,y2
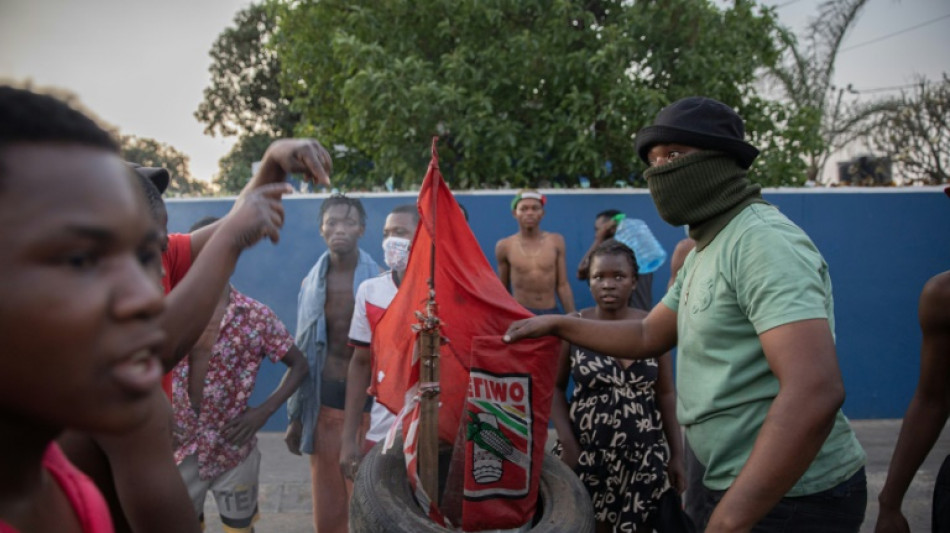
[{"x1": 464, "y1": 369, "x2": 533, "y2": 499}]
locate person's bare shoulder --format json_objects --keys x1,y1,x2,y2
[
  {"x1": 548, "y1": 232, "x2": 567, "y2": 249},
  {"x1": 495, "y1": 235, "x2": 514, "y2": 254},
  {"x1": 920, "y1": 270, "x2": 950, "y2": 327},
  {"x1": 576, "y1": 306, "x2": 597, "y2": 319},
  {"x1": 923, "y1": 270, "x2": 950, "y2": 298},
  {"x1": 672, "y1": 238, "x2": 696, "y2": 263},
  {"x1": 625, "y1": 307, "x2": 649, "y2": 321},
  {"x1": 668, "y1": 238, "x2": 697, "y2": 287}
]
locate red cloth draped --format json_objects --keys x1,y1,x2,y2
[{"x1": 371, "y1": 139, "x2": 559, "y2": 529}]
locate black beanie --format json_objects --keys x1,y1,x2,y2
[{"x1": 635, "y1": 97, "x2": 760, "y2": 169}]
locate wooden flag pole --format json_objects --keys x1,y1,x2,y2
[
  {"x1": 418, "y1": 135, "x2": 441, "y2": 506},
  {"x1": 418, "y1": 290, "x2": 441, "y2": 506}
]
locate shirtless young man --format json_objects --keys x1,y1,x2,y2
[
  {"x1": 495, "y1": 189, "x2": 575, "y2": 315},
  {"x1": 285, "y1": 195, "x2": 380, "y2": 533}
]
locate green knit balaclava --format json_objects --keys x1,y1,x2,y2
[{"x1": 645, "y1": 150, "x2": 763, "y2": 231}]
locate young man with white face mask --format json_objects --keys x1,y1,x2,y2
[{"x1": 340, "y1": 204, "x2": 419, "y2": 481}]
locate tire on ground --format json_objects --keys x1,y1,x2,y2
[{"x1": 350, "y1": 439, "x2": 594, "y2": 532}]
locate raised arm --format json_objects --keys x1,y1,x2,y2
[
  {"x1": 243, "y1": 138, "x2": 332, "y2": 193},
  {"x1": 576, "y1": 239, "x2": 600, "y2": 281},
  {"x1": 159, "y1": 184, "x2": 290, "y2": 372},
  {"x1": 505, "y1": 302, "x2": 677, "y2": 359},
  {"x1": 876, "y1": 272, "x2": 950, "y2": 533},
  {"x1": 187, "y1": 139, "x2": 332, "y2": 258},
  {"x1": 667, "y1": 238, "x2": 696, "y2": 290},
  {"x1": 706, "y1": 318, "x2": 843, "y2": 532}
]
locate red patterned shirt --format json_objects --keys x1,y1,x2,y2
[{"x1": 172, "y1": 287, "x2": 293, "y2": 480}]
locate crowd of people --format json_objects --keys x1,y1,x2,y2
[{"x1": 0, "y1": 85, "x2": 947, "y2": 533}]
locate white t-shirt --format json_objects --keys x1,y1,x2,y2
[{"x1": 349, "y1": 271, "x2": 399, "y2": 443}]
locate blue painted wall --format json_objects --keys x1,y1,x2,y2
[{"x1": 166, "y1": 188, "x2": 950, "y2": 430}]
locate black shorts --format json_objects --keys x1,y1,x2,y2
[{"x1": 320, "y1": 377, "x2": 372, "y2": 412}]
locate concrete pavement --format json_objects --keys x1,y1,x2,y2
[{"x1": 203, "y1": 419, "x2": 950, "y2": 532}]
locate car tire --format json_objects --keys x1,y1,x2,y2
[{"x1": 350, "y1": 438, "x2": 593, "y2": 532}]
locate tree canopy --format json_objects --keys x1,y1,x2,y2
[
  {"x1": 194, "y1": 1, "x2": 298, "y2": 193},
  {"x1": 195, "y1": 1, "x2": 296, "y2": 138},
  {"x1": 274, "y1": 0, "x2": 809, "y2": 189}
]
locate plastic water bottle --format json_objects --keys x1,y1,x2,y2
[{"x1": 611, "y1": 214, "x2": 667, "y2": 274}]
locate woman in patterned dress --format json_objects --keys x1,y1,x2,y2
[{"x1": 551, "y1": 239, "x2": 685, "y2": 532}]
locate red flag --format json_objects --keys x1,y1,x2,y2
[
  {"x1": 371, "y1": 138, "x2": 537, "y2": 442},
  {"x1": 462, "y1": 336, "x2": 557, "y2": 530},
  {"x1": 370, "y1": 138, "x2": 560, "y2": 528}
]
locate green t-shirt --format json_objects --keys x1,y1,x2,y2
[{"x1": 662, "y1": 203, "x2": 865, "y2": 495}]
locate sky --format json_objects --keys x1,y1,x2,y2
[{"x1": 1, "y1": 0, "x2": 948, "y2": 183}]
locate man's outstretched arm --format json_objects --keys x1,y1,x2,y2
[
  {"x1": 244, "y1": 138, "x2": 331, "y2": 193},
  {"x1": 504, "y1": 302, "x2": 677, "y2": 360}
]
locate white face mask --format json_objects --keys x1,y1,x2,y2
[{"x1": 382, "y1": 236, "x2": 411, "y2": 271}]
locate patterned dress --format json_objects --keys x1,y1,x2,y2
[{"x1": 557, "y1": 344, "x2": 669, "y2": 532}]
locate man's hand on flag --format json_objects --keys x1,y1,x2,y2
[{"x1": 502, "y1": 315, "x2": 563, "y2": 344}]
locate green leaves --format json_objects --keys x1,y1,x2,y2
[
  {"x1": 196, "y1": 1, "x2": 297, "y2": 139},
  {"x1": 180, "y1": 0, "x2": 833, "y2": 190}
]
